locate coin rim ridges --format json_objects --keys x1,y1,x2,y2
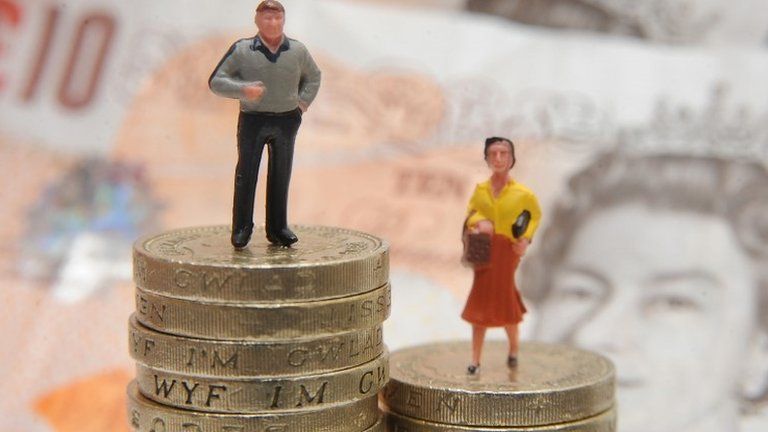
[
  {"x1": 136, "y1": 350, "x2": 389, "y2": 413},
  {"x1": 383, "y1": 405, "x2": 617, "y2": 431},
  {"x1": 133, "y1": 225, "x2": 389, "y2": 303},
  {"x1": 382, "y1": 341, "x2": 615, "y2": 427},
  {"x1": 134, "y1": 283, "x2": 391, "y2": 340},
  {"x1": 127, "y1": 381, "x2": 381, "y2": 431},
  {"x1": 128, "y1": 314, "x2": 385, "y2": 377}
]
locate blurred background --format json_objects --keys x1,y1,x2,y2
[{"x1": 1, "y1": 0, "x2": 767, "y2": 430}]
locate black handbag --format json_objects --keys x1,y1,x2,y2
[{"x1": 512, "y1": 210, "x2": 531, "y2": 239}]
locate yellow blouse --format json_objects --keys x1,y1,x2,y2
[{"x1": 466, "y1": 179, "x2": 542, "y2": 241}]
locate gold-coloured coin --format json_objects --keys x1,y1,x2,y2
[
  {"x1": 126, "y1": 381, "x2": 380, "y2": 432},
  {"x1": 384, "y1": 407, "x2": 616, "y2": 431},
  {"x1": 382, "y1": 341, "x2": 614, "y2": 427},
  {"x1": 136, "y1": 352, "x2": 389, "y2": 413},
  {"x1": 365, "y1": 415, "x2": 385, "y2": 432},
  {"x1": 134, "y1": 283, "x2": 390, "y2": 340},
  {"x1": 133, "y1": 225, "x2": 389, "y2": 303},
  {"x1": 129, "y1": 315, "x2": 384, "y2": 377}
]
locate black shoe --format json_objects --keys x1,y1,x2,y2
[
  {"x1": 467, "y1": 363, "x2": 480, "y2": 375},
  {"x1": 266, "y1": 227, "x2": 298, "y2": 247},
  {"x1": 507, "y1": 355, "x2": 518, "y2": 368},
  {"x1": 231, "y1": 227, "x2": 253, "y2": 249}
]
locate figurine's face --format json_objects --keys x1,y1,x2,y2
[
  {"x1": 485, "y1": 142, "x2": 513, "y2": 175},
  {"x1": 256, "y1": 10, "x2": 285, "y2": 41},
  {"x1": 534, "y1": 203, "x2": 757, "y2": 432}
]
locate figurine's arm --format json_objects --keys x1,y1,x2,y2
[
  {"x1": 297, "y1": 48, "x2": 322, "y2": 111},
  {"x1": 209, "y1": 42, "x2": 262, "y2": 100},
  {"x1": 466, "y1": 211, "x2": 488, "y2": 231},
  {"x1": 466, "y1": 186, "x2": 492, "y2": 233}
]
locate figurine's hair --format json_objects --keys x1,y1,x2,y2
[
  {"x1": 522, "y1": 151, "x2": 768, "y2": 407},
  {"x1": 483, "y1": 137, "x2": 516, "y2": 169},
  {"x1": 256, "y1": 0, "x2": 285, "y2": 14}
]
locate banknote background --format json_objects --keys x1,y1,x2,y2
[{"x1": 1, "y1": 0, "x2": 767, "y2": 430}]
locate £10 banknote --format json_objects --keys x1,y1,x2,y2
[{"x1": 2, "y1": 0, "x2": 768, "y2": 430}]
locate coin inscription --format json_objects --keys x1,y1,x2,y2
[
  {"x1": 383, "y1": 341, "x2": 614, "y2": 427},
  {"x1": 126, "y1": 225, "x2": 392, "y2": 427},
  {"x1": 136, "y1": 352, "x2": 389, "y2": 413},
  {"x1": 129, "y1": 316, "x2": 384, "y2": 376},
  {"x1": 134, "y1": 225, "x2": 389, "y2": 302},
  {"x1": 134, "y1": 283, "x2": 391, "y2": 340},
  {"x1": 127, "y1": 381, "x2": 381, "y2": 432}
]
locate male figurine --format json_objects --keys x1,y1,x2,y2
[{"x1": 209, "y1": 0, "x2": 321, "y2": 248}]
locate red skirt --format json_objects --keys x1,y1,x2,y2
[{"x1": 461, "y1": 234, "x2": 526, "y2": 327}]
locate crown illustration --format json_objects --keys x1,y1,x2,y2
[{"x1": 617, "y1": 85, "x2": 768, "y2": 162}]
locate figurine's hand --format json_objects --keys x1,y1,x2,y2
[
  {"x1": 298, "y1": 100, "x2": 309, "y2": 113},
  {"x1": 476, "y1": 220, "x2": 494, "y2": 235},
  {"x1": 512, "y1": 239, "x2": 530, "y2": 256},
  {"x1": 242, "y1": 84, "x2": 265, "y2": 101}
]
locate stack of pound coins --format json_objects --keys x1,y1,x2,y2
[
  {"x1": 382, "y1": 341, "x2": 616, "y2": 431},
  {"x1": 126, "y1": 225, "x2": 390, "y2": 432}
]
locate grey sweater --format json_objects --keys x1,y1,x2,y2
[{"x1": 209, "y1": 36, "x2": 321, "y2": 113}]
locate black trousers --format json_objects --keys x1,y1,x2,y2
[{"x1": 233, "y1": 109, "x2": 302, "y2": 235}]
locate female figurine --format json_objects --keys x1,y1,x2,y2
[{"x1": 462, "y1": 137, "x2": 542, "y2": 374}]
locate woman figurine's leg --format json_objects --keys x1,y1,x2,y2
[
  {"x1": 504, "y1": 324, "x2": 520, "y2": 367},
  {"x1": 469, "y1": 325, "x2": 487, "y2": 374}
]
